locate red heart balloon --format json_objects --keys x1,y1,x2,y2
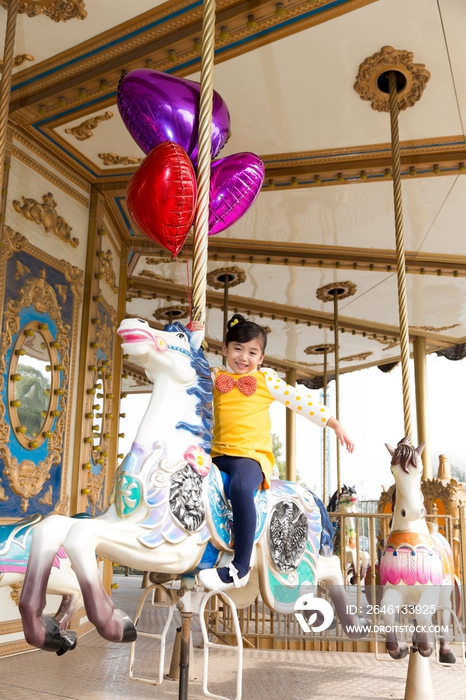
[{"x1": 126, "y1": 141, "x2": 197, "y2": 256}]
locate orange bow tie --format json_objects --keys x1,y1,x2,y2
[{"x1": 215, "y1": 373, "x2": 257, "y2": 397}]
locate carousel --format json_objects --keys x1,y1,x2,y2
[{"x1": 0, "y1": 1, "x2": 465, "y2": 699}]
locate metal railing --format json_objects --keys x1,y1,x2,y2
[{"x1": 204, "y1": 508, "x2": 466, "y2": 653}]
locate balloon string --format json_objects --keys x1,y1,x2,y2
[{"x1": 175, "y1": 247, "x2": 193, "y2": 320}]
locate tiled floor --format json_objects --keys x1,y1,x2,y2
[{"x1": 0, "y1": 576, "x2": 464, "y2": 700}]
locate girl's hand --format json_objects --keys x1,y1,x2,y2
[
  {"x1": 188, "y1": 321, "x2": 204, "y2": 332},
  {"x1": 326, "y1": 417, "x2": 354, "y2": 453}
]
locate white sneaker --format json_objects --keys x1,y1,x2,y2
[{"x1": 198, "y1": 564, "x2": 250, "y2": 591}]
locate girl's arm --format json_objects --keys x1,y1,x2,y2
[{"x1": 261, "y1": 368, "x2": 354, "y2": 453}]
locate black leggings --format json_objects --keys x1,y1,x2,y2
[{"x1": 213, "y1": 455, "x2": 264, "y2": 578}]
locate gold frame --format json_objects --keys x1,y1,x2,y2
[{"x1": 0, "y1": 226, "x2": 83, "y2": 517}]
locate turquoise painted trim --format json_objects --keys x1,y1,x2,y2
[
  {"x1": 115, "y1": 197, "x2": 136, "y2": 237},
  {"x1": 18, "y1": 0, "x2": 355, "y2": 94},
  {"x1": 12, "y1": 0, "x2": 204, "y2": 93}
]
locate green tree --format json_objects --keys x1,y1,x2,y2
[
  {"x1": 272, "y1": 432, "x2": 286, "y2": 479},
  {"x1": 16, "y1": 365, "x2": 50, "y2": 438}
]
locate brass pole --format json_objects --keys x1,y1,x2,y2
[
  {"x1": 0, "y1": 0, "x2": 18, "y2": 176},
  {"x1": 388, "y1": 70, "x2": 412, "y2": 438},
  {"x1": 333, "y1": 294, "x2": 341, "y2": 493},
  {"x1": 322, "y1": 349, "x2": 328, "y2": 505},
  {"x1": 222, "y1": 277, "x2": 229, "y2": 367},
  {"x1": 413, "y1": 336, "x2": 432, "y2": 479},
  {"x1": 190, "y1": 0, "x2": 216, "y2": 328},
  {"x1": 285, "y1": 368, "x2": 296, "y2": 482}
]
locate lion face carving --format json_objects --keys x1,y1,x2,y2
[{"x1": 169, "y1": 465, "x2": 205, "y2": 532}]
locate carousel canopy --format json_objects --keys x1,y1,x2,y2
[{"x1": 1, "y1": 0, "x2": 465, "y2": 392}]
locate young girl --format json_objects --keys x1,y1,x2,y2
[{"x1": 195, "y1": 314, "x2": 354, "y2": 591}]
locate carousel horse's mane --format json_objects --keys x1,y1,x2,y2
[
  {"x1": 389, "y1": 436, "x2": 419, "y2": 474},
  {"x1": 165, "y1": 322, "x2": 213, "y2": 452}
]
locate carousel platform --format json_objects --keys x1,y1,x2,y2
[{"x1": 0, "y1": 576, "x2": 464, "y2": 700}]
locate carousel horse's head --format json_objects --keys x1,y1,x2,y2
[
  {"x1": 385, "y1": 437, "x2": 425, "y2": 522},
  {"x1": 337, "y1": 485, "x2": 358, "y2": 513},
  {"x1": 117, "y1": 318, "x2": 204, "y2": 385}
]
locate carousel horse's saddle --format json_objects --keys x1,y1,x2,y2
[
  {"x1": 0, "y1": 514, "x2": 44, "y2": 573},
  {"x1": 205, "y1": 465, "x2": 327, "y2": 579}
]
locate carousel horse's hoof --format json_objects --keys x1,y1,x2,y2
[
  {"x1": 418, "y1": 644, "x2": 434, "y2": 658},
  {"x1": 199, "y1": 567, "x2": 250, "y2": 591},
  {"x1": 115, "y1": 609, "x2": 138, "y2": 643},
  {"x1": 56, "y1": 629, "x2": 77, "y2": 656},
  {"x1": 388, "y1": 644, "x2": 409, "y2": 660},
  {"x1": 42, "y1": 615, "x2": 65, "y2": 652},
  {"x1": 439, "y1": 650, "x2": 456, "y2": 664}
]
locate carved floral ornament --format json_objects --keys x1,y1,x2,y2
[
  {"x1": 354, "y1": 46, "x2": 430, "y2": 113},
  {"x1": 0, "y1": 0, "x2": 87, "y2": 22},
  {"x1": 97, "y1": 250, "x2": 118, "y2": 293},
  {"x1": 0, "y1": 227, "x2": 83, "y2": 513},
  {"x1": 65, "y1": 111, "x2": 113, "y2": 141},
  {"x1": 12, "y1": 192, "x2": 79, "y2": 248}
]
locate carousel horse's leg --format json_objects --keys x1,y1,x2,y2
[
  {"x1": 413, "y1": 587, "x2": 442, "y2": 658},
  {"x1": 317, "y1": 555, "x2": 369, "y2": 639},
  {"x1": 63, "y1": 520, "x2": 137, "y2": 644},
  {"x1": 19, "y1": 515, "x2": 77, "y2": 654},
  {"x1": 47, "y1": 563, "x2": 84, "y2": 632},
  {"x1": 437, "y1": 583, "x2": 456, "y2": 664},
  {"x1": 379, "y1": 587, "x2": 408, "y2": 659}
]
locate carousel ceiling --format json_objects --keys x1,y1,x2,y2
[{"x1": 2, "y1": 0, "x2": 466, "y2": 391}]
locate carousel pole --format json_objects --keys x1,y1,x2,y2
[
  {"x1": 0, "y1": 0, "x2": 18, "y2": 242},
  {"x1": 183, "y1": 0, "x2": 216, "y2": 693},
  {"x1": 322, "y1": 348, "x2": 328, "y2": 505},
  {"x1": 316, "y1": 282, "x2": 356, "y2": 497},
  {"x1": 354, "y1": 47, "x2": 432, "y2": 700},
  {"x1": 388, "y1": 70, "x2": 412, "y2": 438},
  {"x1": 222, "y1": 275, "x2": 229, "y2": 367},
  {"x1": 190, "y1": 0, "x2": 216, "y2": 330},
  {"x1": 332, "y1": 292, "x2": 341, "y2": 494}
]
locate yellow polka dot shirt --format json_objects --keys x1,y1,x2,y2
[{"x1": 211, "y1": 367, "x2": 333, "y2": 488}]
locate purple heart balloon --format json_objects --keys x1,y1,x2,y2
[
  {"x1": 117, "y1": 69, "x2": 230, "y2": 168},
  {"x1": 209, "y1": 153, "x2": 265, "y2": 236}
]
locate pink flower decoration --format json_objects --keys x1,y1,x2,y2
[
  {"x1": 184, "y1": 445, "x2": 211, "y2": 477},
  {"x1": 154, "y1": 335, "x2": 168, "y2": 352}
]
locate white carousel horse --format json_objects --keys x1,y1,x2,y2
[
  {"x1": 327, "y1": 485, "x2": 369, "y2": 584},
  {"x1": 19, "y1": 318, "x2": 367, "y2": 654},
  {"x1": 0, "y1": 513, "x2": 84, "y2": 653},
  {"x1": 379, "y1": 437, "x2": 456, "y2": 663}
]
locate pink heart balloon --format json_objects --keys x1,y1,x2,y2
[{"x1": 208, "y1": 153, "x2": 265, "y2": 236}]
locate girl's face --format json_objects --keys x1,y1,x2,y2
[{"x1": 222, "y1": 337, "x2": 265, "y2": 374}]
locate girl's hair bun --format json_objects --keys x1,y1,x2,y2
[{"x1": 227, "y1": 313, "x2": 245, "y2": 330}]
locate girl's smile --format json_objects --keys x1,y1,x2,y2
[{"x1": 222, "y1": 338, "x2": 265, "y2": 375}]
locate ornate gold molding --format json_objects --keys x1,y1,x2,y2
[
  {"x1": 316, "y1": 281, "x2": 357, "y2": 303},
  {"x1": 9, "y1": 582, "x2": 22, "y2": 605},
  {"x1": 98, "y1": 250, "x2": 118, "y2": 293},
  {"x1": 12, "y1": 128, "x2": 89, "y2": 193},
  {"x1": 207, "y1": 266, "x2": 246, "y2": 290},
  {"x1": 98, "y1": 153, "x2": 143, "y2": 167},
  {"x1": 8, "y1": 0, "x2": 374, "y2": 108},
  {"x1": 0, "y1": 0, "x2": 87, "y2": 22},
  {"x1": 0, "y1": 54, "x2": 34, "y2": 72},
  {"x1": 12, "y1": 146, "x2": 89, "y2": 207},
  {"x1": 153, "y1": 305, "x2": 189, "y2": 321},
  {"x1": 138, "y1": 270, "x2": 174, "y2": 283},
  {"x1": 411, "y1": 324, "x2": 460, "y2": 333},
  {"x1": 12, "y1": 192, "x2": 79, "y2": 247},
  {"x1": 0, "y1": 227, "x2": 83, "y2": 512},
  {"x1": 354, "y1": 46, "x2": 430, "y2": 113},
  {"x1": 65, "y1": 111, "x2": 113, "y2": 141}
]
